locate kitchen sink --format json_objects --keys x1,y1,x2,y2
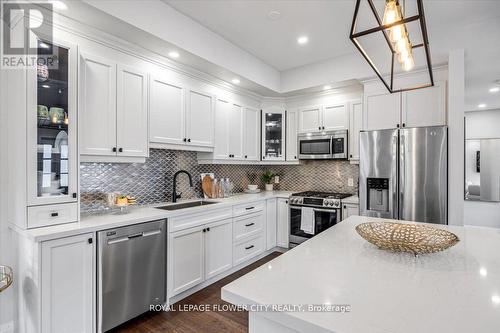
[{"x1": 155, "y1": 200, "x2": 219, "y2": 211}]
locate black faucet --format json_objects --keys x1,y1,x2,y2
[{"x1": 172, "y1": 170, "x2": 193, "y2": 203}]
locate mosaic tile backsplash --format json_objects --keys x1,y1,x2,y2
[{"x1": 80, "y1": 149, "x2": 359, "y2": 212}]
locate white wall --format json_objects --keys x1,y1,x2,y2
[{"x1": 464, "y1": 109, "x2": 500, "y2": 228}]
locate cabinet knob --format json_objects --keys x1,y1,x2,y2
[
  {"x1": 207, "y1": 227, "x2": 210, "y2": 232},
  {"x1": 112, "y1": 147, "x2": 117, "y2": 152},
  {"x1": 322, "y1": 126, "x2": 325, "y2": 130},
  {"x1": 396, "y1": 124, "x2": 400, "y2": 128},
  {"x1": 245, "y1": 155, "x2": 248, "y2": 158},
  {"x1": 183, "y1": 138, "x2": 187, "y2": 142},
  {"x1": 203, "y1": 228, "x2": 206, "y2": 233},
  {"x1": 118, "y1": 148, "x2": 123, "y2": 153},
  {"x1": 402, "y1": 123, "x2": 406, "y2": 127},
  {"x1": 318, "y1": 126, "x2": 321, "y2": 130},
  {"x1": 72, "y1": 193, "x2": 77, "y2": 198},
  {"x1": 350, "y1": 154, "x2": 353, "y2": 158},
  {"x1": 187, "y1": 138, "x2": 191, "y2": 142},
  {"x1": 51, "y1": 212, "x2": 59, "y2": 217},
  {"x1": 344, "y1": 205, "x2": 346, "y2": 209},
  {"x1": 262, "y1": 156, "x2": 265, "y2": 159},
  {"x1": 88, "y1": 238, "x2": 93, "y2": 244},
  {"x1": 294, "y1": 156, "x2": 297, "y2": 159}
]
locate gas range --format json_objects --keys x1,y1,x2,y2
[{"x1": 289, "y1": 191, "x2": 352, "y2": 209}]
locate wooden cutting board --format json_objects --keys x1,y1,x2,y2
[{"x1": 202, "y1": 175, "x2": 213, "y2": 198}]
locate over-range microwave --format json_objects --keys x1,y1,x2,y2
[{"x1": 298, "y1": 130, "x2": 348, "y2": 160}]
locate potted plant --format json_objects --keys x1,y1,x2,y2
[{"x1": 261, "y1": 170, "x2": 275, "y2": 191}]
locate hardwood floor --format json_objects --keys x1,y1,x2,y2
[{"x1": 109, "y1": 252, "x2": 282, "y2": 333}]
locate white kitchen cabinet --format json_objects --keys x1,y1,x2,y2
[
  {"x1": 213, "y1": 98, "x2": 231, "y2": 159},
  {"x1": 41, "y1": 233, "x2": 95, "y2": 333},
  {"x1": 243, "y1": 106, "x2": 260, "y2": 161},
  {"x1": 149, "y1": 76, "x2": 185, "y2": 145},
  {"x1": 401, "y1": 81, "x2": 446, "y2": 128},
  {"x1": 322, "y1": 104, "x2": 348, "y2": 131},
  {"x1": 170, "y1": 226, "x2": 205, "y2": 295},
  {"x1": 79, "y1": 52, "x2": 117, "y2": 156},
  {"x1": 79, "y1": 52, "x2": 148, "y2": 160},
  {"x1": 286, "y1": 110, "x2": 298, "y2": 161},
  {"x1": 205, "y1": 219, "x2": 233, "y2": 279},
  {"x1": 363, "y1": 91, "x2": 401, "y2": 131},
  {"x1": 342, "y1": 203, "x2": 359, "y2": 221},
  {"x1": 298, "y1": 106, "x2": 322, "y2": 132},
  {"x1": 116, "y1": 65, "x2": 148, "y2": 157},
  {"x1": 349, "y1": 101, "x2": 362, "y2": 162},
  {"x1": 262, "y1": 107, "x2": 286, "y2": 161},
  {"x1": 266, "y1": 198, "x2": 277, "y2": 250},
  {"x1": 228, "y1": 103, "x2": 244, "y2": 159},
  {"x1": 277, "y1": 198, "x2": 289, "y2": 248},
  {"x1": 186, "y1": 89, "x2": 214, "y2": 147}
]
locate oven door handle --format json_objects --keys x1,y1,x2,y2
[{"x1": 312, "y1": 208, "x2": 338, "y2": 213}]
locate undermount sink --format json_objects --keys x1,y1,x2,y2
[{"x1": 155, "y1": 200, "x2": 219, "y2": 211}]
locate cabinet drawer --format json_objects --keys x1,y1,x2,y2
[
  {"x1": 28, "y1": 203, "x2": 78, "y2": 229},
  {"x1": 169, "y1": 208, "x2": 232, "y2": 232},
  {"x1": 233, "y1": 235, "x2": 264, "y2": 266},
  {"x1": 233, "y1": 212, "x2": 264, "y2": 243},
  {"x1": 232, "y1": 201, "x2": 265, "y2": 217}
]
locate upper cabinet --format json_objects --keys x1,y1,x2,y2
[
  {"x1": 363, "y1": 81, "x2": 447, "y2": 131},
  {"x1": 228, "y1": 103, "x2": 244, "y2": 159},
  {"x1": 286, "y1": 110, "x2": 298, "y2": 161},
  {"x1": 27, "y1": 38, "x2": 78, "y2": 208},
  {"x1": 149, "y1": 78, "x2": 215, "y2": 151},
  {"x1": 79, "y1": 52, "x2": 148, "y2": 161},
  {"x1": 349, "y1": 101, "x2": 362, "y2": 162},
  {"x1": 298, "y1": 104, "x2": 348, "y2": 133},
  {"x1": 262, "y1": 108, "x2": 286, "y2": 161},
  {"x1": 243, "y1": 107, "x2": 260, "y2": 161}
]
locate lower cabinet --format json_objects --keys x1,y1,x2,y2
[
  {"x1": 342, "y1": 203, "x2": 359, "y2": 220},
  {"x1": 277, "y1": 198, "x2": 290, "y2": 248},
  {"x1": 233, "y1": 235, "x2": 265, "y2": 266},
  {"x1": 169, "y1": 218, "x2": 233, "y2": 296},
  {"x1": 265, "y1": 198, "x2": 277, "y2": 250},
  {"x1": 41, "y1": 233, "x2": 95, "y2": 333}
]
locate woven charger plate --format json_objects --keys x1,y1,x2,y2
[{"x1": 356, "y1": 222, "x2": 460, "y2": 255}]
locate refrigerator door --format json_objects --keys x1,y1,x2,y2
[
  {"x1": 360, "y1": 129, "x2": 399, "y2": 219},
  {"x1": 399, "y1": 126, "x2": 448, "y2": 224}
]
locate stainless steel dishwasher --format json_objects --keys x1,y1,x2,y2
[{"x1": 98, "y1": 220, "x2": 166, "y2": 332}]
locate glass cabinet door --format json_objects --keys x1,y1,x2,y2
[
  {"x1": 27, "y1": 39, "x2": 77, "y2": 205},
  {"x1": 262, "y1": 111, "x2": 285, "y2": 160}
]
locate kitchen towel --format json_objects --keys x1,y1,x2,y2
[{"x1": 300, "y1": 207, "x2": 315, "y2": 235}]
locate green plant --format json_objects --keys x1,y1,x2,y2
[{"x1": 261, "y1": 170, "x2": 275, "y2": 184}]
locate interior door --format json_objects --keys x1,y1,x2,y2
[
  {"x1": 400, "y1": 127, "x2": 447, "y2": 224},
  {"x1": 79, "y1": 52, "x2": 117, "y2": 156},
  {"x1": 149, "y1": 76, "x2": 185, "y2": 145},
  {"x1": 322, "y1": 104, "x2": 348, "y2": 130},
  {"x1": 204, "y1": 219, "x2": 233, "y2": 279},
  {"x1": 116, "y1": 65, "x2": 148, "y2": 157},
  {"x1": 228, "y1": 103, "x2": 244, "y2": 159},
  {"x1": 243, "y1": 106, "x2": 260, "y2": 160},
  {"x1": 186, "y1": 89, "x2": 214, "y2": 147}
]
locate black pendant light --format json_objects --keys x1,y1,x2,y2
[{"x1": 350, "y1": 0, "x2": 434, "y2": 93}]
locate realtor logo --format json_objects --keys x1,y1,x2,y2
[{"x1": 2, "y1": 1, "x2": 54, "y2": 68}]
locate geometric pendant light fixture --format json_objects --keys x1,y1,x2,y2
[{"x1": 350, "y1": 0, "x2": 434, "y2": 93}]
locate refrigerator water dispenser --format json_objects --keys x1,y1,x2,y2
[{"x1": 367, "y1": 178, "x2": 389, "y2": 212}]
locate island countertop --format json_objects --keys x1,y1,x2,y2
[{"x1": 222, "y1": 216, "x2": 500, "y2": 333}]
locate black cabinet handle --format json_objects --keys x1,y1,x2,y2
[
  {"x1": 318, "y1": 126, "x2": 321, "y2": 130},
  {"x1": 285, "y1": 200, "x2": 288, "y2": 204},
  {"x1": 72, "y1": 193, "x2": 77, "y2": 198},
  {"x1": 402, "y1": 123, "x2": 406, "y2": 127},
  {"x1": 183, "y1": 138, "x2": 187, "y2": 142},
  {"x1": 88, "y1": 238, "x2": 93, "y2": 244},
  {"x1": 112, "y1": 147, "x2": 117, "y2": 152},
  {"x1": 245, "y1": 155, "x2": 247, "y2": 158},
  {"x1": 322, "y1": 126, "x2": 325, "y2": 130},
  {"x1": 245, "y1": 245, "x2": 254, "y2": 250},
  {"x1": 245, "y1": 206, "x2": 255, "y2": 210},
  {"x1": 203, "y1": 228, "x2": 206, "y2": 233},
  {"x1": 262, "y1": 156, "x2": 265, "y2": 159},
  {"x1": 245, "y1": 222, "x2": 255, "y2": 227},
  {"x1": 397, "y1": 124, "x2": 400, "y2": 128},
  {"x1": 294, "y1": 156, "x2": 297, "y2": 159},
  {"x1": 118, "y1": 148, "x2": 123, "y2": 153},
  {"x1": 350, "y1": 154, "x2": 353, "y2": 158},
  {"x1": 51, "y1": 212, "x2": 59, "y2": 217},
  {"x1": 207, "y1": 227, "x2": 210, "y2": 232},
  {"x1": 343, "y1": 205, "x2": 346, "y2": 209},
  {"x1": 187, "y1": 138, "x2": 191, "y2": 142}
]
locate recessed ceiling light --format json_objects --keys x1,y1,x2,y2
[
  {"x1": 323, "y1": 85, "x2": 332, "y2": 90},
  {"x1": 267, "y1": 10, "x2": 281, "y2": 21},
  {"x1": 42, "y1": 84, "x2": 50, "y2": 89},
  {"x1": 231, "y1": 78, "x2": 240, "y2": 84},
  {"x1": 492, "y1": 295, "x2": 500, "y2": 305},
  {"x1": 297, "y1": 36, "x2": 309, "y2": 45},
  {"x1": 489, "y1": 87, "x2": 500, "y2": 93},
  {"x1": 52, "y1": 1, "x2": 68, "y2": 10},
  {"x1": 478, "y1": 103, "x2": 487, "y2": 108},
  {"x1": 39, "y1": 42, "x2": 49, "y2": 49},
  {"x1": 479, "y1": 268, "x2": 488, "y2": 277},
  {"x1": 168, "y1": 51, "x2": 179, "y2": 58}
]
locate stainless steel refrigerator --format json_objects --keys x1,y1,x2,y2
[{"x1": 359, "y1": 126, "x2": 448, "y2": 224}]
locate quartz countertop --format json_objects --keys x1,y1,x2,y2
[
  {"x1": 222, "y1": 216, "x2": 500, "y2": 333},
  {"x1": 342, "y1": 195, "x2": 359, "y2": 204},
  {"x1": 15, "y1": 191, "x2": 293, "y2": 242}
]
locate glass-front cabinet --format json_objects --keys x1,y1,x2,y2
[
  {"x1": 261, "y1": 108, "x2": 286, "y2": 161},
  {"x1": 27, "y1": 38, "x2": 78, "y2": 206}
]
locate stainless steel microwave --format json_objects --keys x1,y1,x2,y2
[{"x1": 298, "y1": 130, "x2": 348, "y2": 160}]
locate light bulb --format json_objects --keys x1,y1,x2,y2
[
  {"x1": 398, "y1": 46, "x2": 410, "y2": 63},
  {"x1": 390, "y1": 24, "x2": 404, "y2": 42},
  {"x1": 382, "y1": 0, "x2": 399, "y2": 25},
  {"x1": 395, "y1": 38, "x2": 407, "y2": 54},
  {"x1": 402, "y1": 56, "x2": 414, "y2": 71}
]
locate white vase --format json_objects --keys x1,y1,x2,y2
[{"x1": 265, "y1": 184, "x2": 274, "y2": 191}]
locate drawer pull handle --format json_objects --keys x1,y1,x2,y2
[
  {"x1": 245, "y1": 207, "x2": 255, "y2": 210},
  {"x1": 51, "y1": 212, "x2": 59, "y2": 217},
  {"x1": 245, "y1": 223, "x2": 255, "y2": 227},
  {"x1": 245, "y1": 245, "x2": 254, "y2": 250}
]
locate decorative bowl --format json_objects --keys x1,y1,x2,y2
[
  {"x1": 0, "y1": 266, "x2": 13, "y2": 293},
  {"x1": 355, "y1": 222, "x2": 459, "y2": 255},
  {"x1": 247, "y1": 184, "x2": 258, "y2": 191}
]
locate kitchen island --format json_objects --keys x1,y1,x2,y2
[{"x1": 222, "y1": 216, "x2": 500, "y2": 333}]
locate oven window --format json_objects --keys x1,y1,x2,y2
[
  {"x1": 300, "y1": 139, "x2": 331, "y2": 155},
  {"x1": 290, "y1": 207, "x2": 338, "y2": 239},
  {"x1": 332, "y1": 138, "x2": 345, "y2": 154}
]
